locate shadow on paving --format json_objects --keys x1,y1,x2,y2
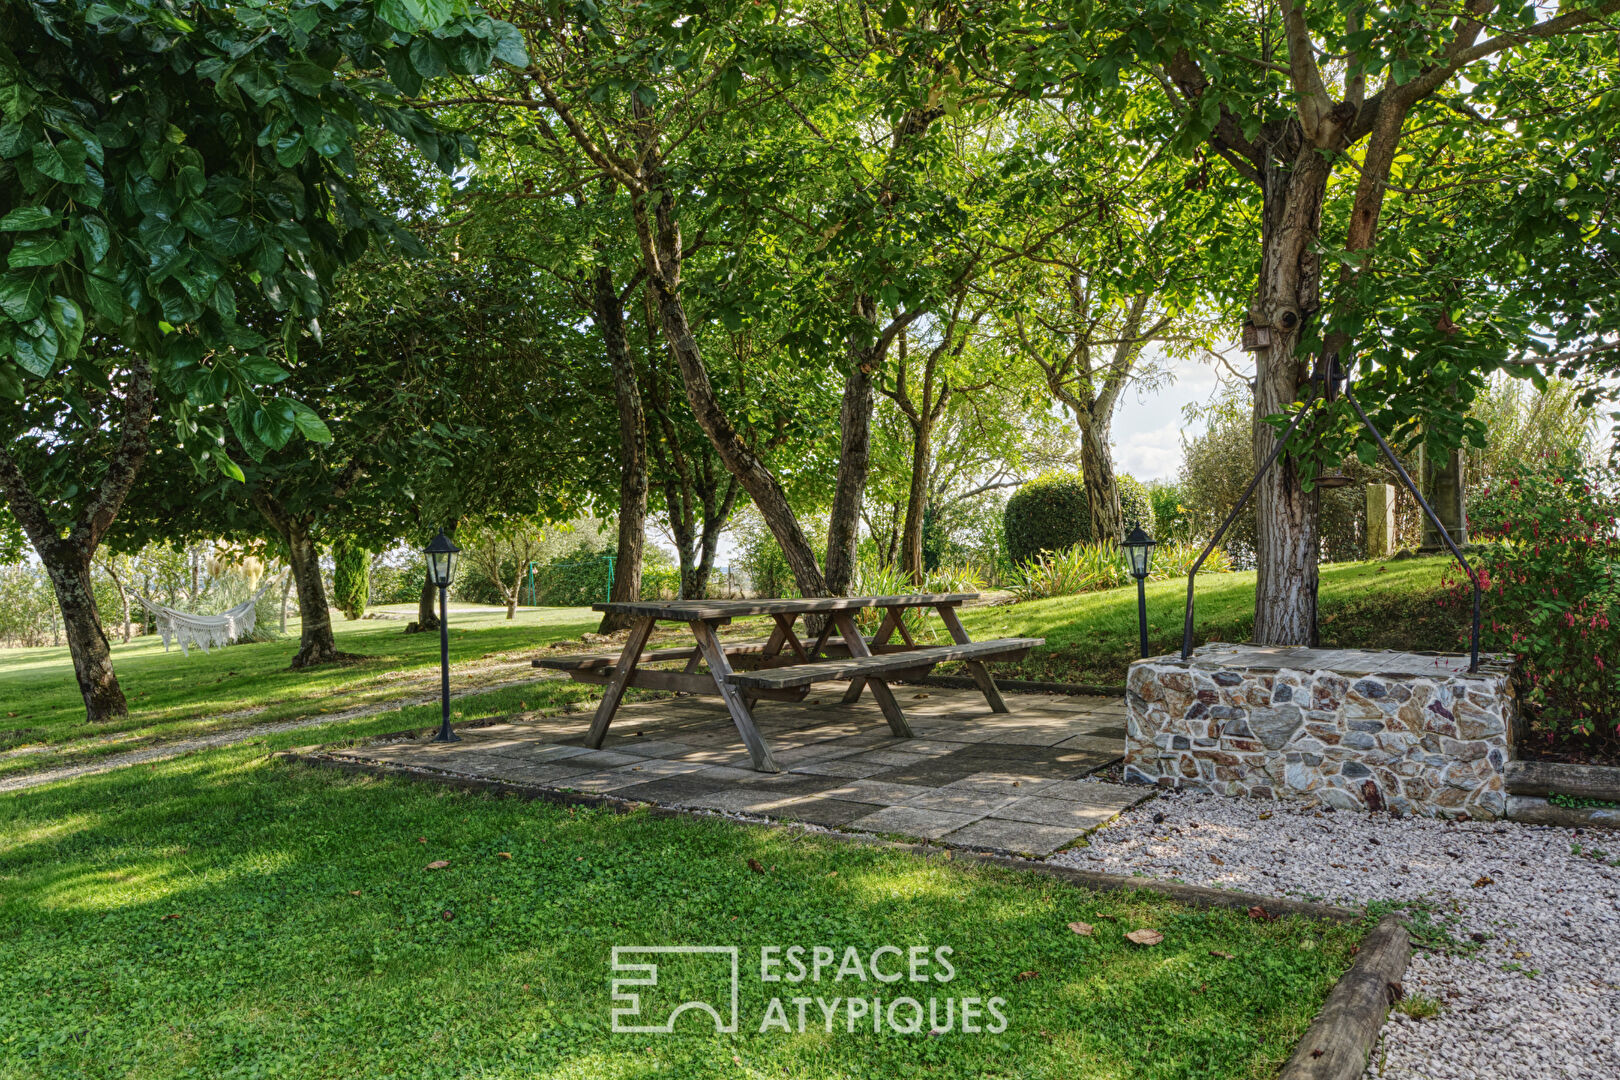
[{"x1": 331, "y1": 688, "x2": 1149, "y2": 856}]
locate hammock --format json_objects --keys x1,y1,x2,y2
[{"x1": 134, "y1": 582, "x2": 272, "y2": 656}]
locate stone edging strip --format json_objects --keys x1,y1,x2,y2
[
  {"x1": 273, "y1": 746, "x2": 1358, "y2": 924},
  {"x1": 1277, "y1": 913, "x2": 1412, "y2": 1080}
]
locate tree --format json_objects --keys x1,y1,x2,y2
[
  {"x1": 462, "y1": 521, "x2": 551, "y2": 619},
  {"x1": 332, "y1": 536, "x2": 369, "y2": 621},
  {"x1": 991, "y1": 0, "x2": 1620, "y2": 644},
  {"x1": 0, "y1": 0, "x2": 522, "y2": 719}
]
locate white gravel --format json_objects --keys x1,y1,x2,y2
[{"x1": 1053, "y1": 789, "x2": 1620, "y2": 1079}]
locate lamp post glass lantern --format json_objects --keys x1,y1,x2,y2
[
  {"x1": 1123, "y1": 524, "x2": 1156, "y2": 658},
  {"x1": 424, "y1": 531, "x2": 461, "y2": 742}
]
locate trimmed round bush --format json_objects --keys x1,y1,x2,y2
[
  {"x1": 1003, "y1": 473, "x2": 1092, "y2": 565},
  {"x1": 1117, "y1": 474, "x2": 1156, "y2": 537}
]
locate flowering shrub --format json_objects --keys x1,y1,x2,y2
[{"x1": 1446, "y1": 455, "x2": 1620, "y2": 742}]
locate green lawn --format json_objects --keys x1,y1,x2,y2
[
  {"x1": 0, "y1": 737, "x2": 1361, "y2": 1079},
  {"x1": 0, "y1": 605, "x2": 603, "y2": 773},
  {"x1": 958, "y1": 556, "x2": 1460, "y2": 686},
  {"x1": 0, "y1": 558, "x2": 1461, "y2": 777}
]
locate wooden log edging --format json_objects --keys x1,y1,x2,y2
[
  {"x1": 1503, "y1": 759, "x2": 1620, "y2": 802},
  {"x1": 1504, "y1": 795, "x2": 1620, "y2": 829},
  {"x1": 1277, "y1": 914, "x2": 1411, "y2": 1080},
  {"x1": 271, "y1": 747, "x2": 1357, "y2": 924}
]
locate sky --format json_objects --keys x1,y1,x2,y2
[{"x1": 1108, "y1": 352, "x2": 1227, "y2": 483}]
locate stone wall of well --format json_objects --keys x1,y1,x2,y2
[{"x1": 1124, "y1": 645, "x2": 1520, "y2": 819}]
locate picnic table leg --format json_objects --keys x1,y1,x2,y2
[
  {"x1": 841, "y1": 609, "x2": 899, "y2": 704},
  {"x1": 690, "y1": 619, "x2": 781, "y2": 773},
  {"x1": 832, "y1": 613, "x2": 913, "y2": 738},
  {"x1": 771, "y1": 613, "x2": 810, "y2": 661},
  {"x1": 585, "y1": 617, "x2": 657, "y2": 747},
  {"x1": 937, "y1": 605, "x2": 1009, "y2": 713}
]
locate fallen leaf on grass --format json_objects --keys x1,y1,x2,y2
[
  {"x1": 1125, "y1": 929, "x2": 1164, "y2": 946},
  {"x1": 1015, "y1": 970, "x2": 1040, "y2": 982},
  {"x1": 426, "y1": 860, "x2": 450, "y2": 870},
  {"x1": 746, "y1": 858, "x2": 766, "y2": 875},
  {"x1": 417, "y1": 837, "x2": 427, "y2": 844},
  {"x1": 160, "y1": 913, "x2": 182, "y2": 921},
  {"x1": 1067, "y1": 922, "x2": 1094, "y2": 936},
  {"x1": 348, "y1": 890, "x2": 362, "y2": 896},
  {"x1": 1472, "y1": 876, "x2": 1494, "y2": 888},
  {"x1": 1247, "y1": 905, "x2": 1274, "y2": 921},
  {"x1": 497, "y1": 852, "x2": 512, "y2": 860},
  {"x1": 1209, "y1": 950, "x2": 1234, "y2": 959},
  {"x1": 441, "y1": 910, "x2": 454, "y2": 921}
]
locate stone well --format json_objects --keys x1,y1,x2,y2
[{"x1": 1124, "y1": 644, "x2": 1520, "y2": 819}]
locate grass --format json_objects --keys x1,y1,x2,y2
[
  {"x1": 0, "y1": 734, "x2": 1363, "y2": 1079},
  {"x1": 957, "y1": 556, "x2": 1460, "y2": 687},
  {"x1": 0, "y1": 605, "x2": 602, "y2": 775}
]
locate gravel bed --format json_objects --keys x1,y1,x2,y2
[{"x1": 1053, "y1": 789, "x2": 1620, "y2": 1079}]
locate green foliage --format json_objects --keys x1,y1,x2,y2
[
  {"x1": 1116, "y1": 474, "x2": 1155, "y2": 536},
  {"x1": 0, "y1": 0, "x2": 522, "y2": 479},
  {"x1": 331, "y1": 537, "x2": 368, "y2": 621},
  {"x1": 1147, "y1": 481, "x2": 1195, "y2": 544},
  {"x1": 1453, "y1": 454, "x2": 1619, "y2": 742},
  {"x1": 517, "y1": 543, "x2": 680, "y2": 608},
  {"x1": 1003, "y1": 473, "x2": 1091, "y2": 566},
  {"x1": 1005, "y1": 541, "x2": 1233, "y2": 602}
]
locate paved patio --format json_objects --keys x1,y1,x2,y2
[{"x1": 330, "y1": 687, "x2": 1149, "y2": 856}]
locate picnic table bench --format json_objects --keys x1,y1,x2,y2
[{"x1": 533, "y1": 594, "x2": 1041, "y2": 772}]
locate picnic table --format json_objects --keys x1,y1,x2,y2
[{"x1": 533, "y1": 594, "x2": 1041, "y2": 772}]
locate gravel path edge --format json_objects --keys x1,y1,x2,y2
[{"x1": 1280, "y1": 914, "x2": 1411, "y2": 1080}]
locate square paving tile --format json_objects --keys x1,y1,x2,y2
[
  {"x1": 847, "y1": 749, "x2": 931, "y2": 768},
  {"x1": 941, "y1": 771, "x2": 1059, "y2": 794},
  {"x1": 989, "y1": 795, "x2": 1128, "y2": 830},
  {"x1": 770, "y1": 797, "x2": 886, "y2": 828},
  {"x1": 611, "y1": 776, "x2": 728, "y2": 805},
  {"x1": 556, "y1": 769, "x2": 657, "y2": 793},
  {"x1": 940, "y1": 817, "x2": 1081, "y2": 856},
  {"x1": 790, "y1": 758, "x2": 892, "y2": 779},
  {"x1": 847, "y1": 805, "x2": 986, "y2": 840},
  {"x1": 819, "y1": 779, "x2": 934, "y2": 806},
  {"x1": 1038, "y1": 781, "x2": 1149, "y2": 810},
  {"x1": 903, "y1": 789, "x2": 1020, "y2": 815},
  {"x1": 1052, "y1": 734, "x2": 1126, "y2": 753}
]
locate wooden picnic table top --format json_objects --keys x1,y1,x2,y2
[{"x1": 591, "y1": 593, "x2": 978, "y2": 620}]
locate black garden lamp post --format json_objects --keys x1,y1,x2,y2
[
  {"x1": 424, "y1": 530, "x2": 461, "y2": 742},
  {"x1": 1123, "y1": 523, "x2": 1157, "y2": 659}
]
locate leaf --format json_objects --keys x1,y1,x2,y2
[
  {"x1": 1015, "y1": 970, "x2": 1039, "y2": 981},
  {"x1": 1209, "y1": 950, "x2": 1235, "y2": 960},
  {"x1": 10, "y1": 324, "x2": 58, "y2": 377},
  {"x1": 83, "y1": 271, "x2": 124, "y2": 321},
  {"x1": 32, "y1": 140, "x2": 87, "y2": 183},
  {"x1": 746, "y1": 857, "x2": 765, "y2": 875},
  {"x1": 7, "y1": 233, "x2": 73, "y2": 268},
  {"x1": 0, "y1": 269, "x2": 49, "y2": 321},
  {"x1": 283, "y1": 398, "x2": 332, "y2": 443},
  {"x1": 497, "y1": 852, "x2": 512, "y2": 859},
  {"x1": 1067, "y1": 921, "x2": 1093, "y2": 936},
  {"x1": 1209, "y1": 854, "x2": 1225, "y2": 865},
  {"x1": 490, "y1": 21, "x2": 528, "y2": 66},
  {"x1": 47, "y1": 296, "x2": 84, "y2": 361},
  {"x1": 0, "y1": 207, "x2": 57, "y2": 232},
  {"x1": 425, "y1": 860, "x2": 449, "y2": 870},
  {"x1": 1472, "y1": 876, "x2": 1493, "y2": 888},
  {"x1": 1125, "y1": 929, "x2": 1164, "y2": 946},
  {"x1": 1247, "y1": 906, "x2": 1275, "y2": 922}
]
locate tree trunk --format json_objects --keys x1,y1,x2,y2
[
  {"x1": 1079, "y1": 420, "x2": 1123, "y2": 542},
  {"x1": 44, "y1": 549, "x2": 126, "y2": 722},
  {"x1": 254, "y1": 494, "x2": 338, "y2": 667},
  {"x1": 102, "y1": 558, "x2": 132, "y2": 643},
  {"x1": 1251, "y1": 138, "x2": 1330, "y2": 646},
  {"x1": 415, "y1": 577, "x2": 439, "y2": 632},
  {"x1": 0, "y1": 355, "x2": 154, "y2": 723},
  {"x1": 825, "y1": 316, "x2": 877, "y2": 595},
  {"x1": 900, "y1": 413, "x2": 933, "y2": 584},
  {"x1": 596, "y1": 265, "x2": 648, "y2": 633}
]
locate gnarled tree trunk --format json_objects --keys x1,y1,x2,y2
[
  {"x1": 1078, "y1": 419, "x2": 1122, "y2": 541},
  {"x1": 1250, "y1": 135, "x2": 1330, "y2": 646},
  {"x1": 0, "y1": 356, "x2": 154, "y2": 723}
]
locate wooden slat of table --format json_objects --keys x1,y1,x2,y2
[
  {"x1": 590, "y1": 593, "x2": 976, "y2": 620},
  {"x1": 725, "y1": 638, "x2": 1042, "y2": 690}
]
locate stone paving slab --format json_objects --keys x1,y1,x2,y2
[{"x1": 332, "y1": 688, "x2": 1135, "y2": 853}]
